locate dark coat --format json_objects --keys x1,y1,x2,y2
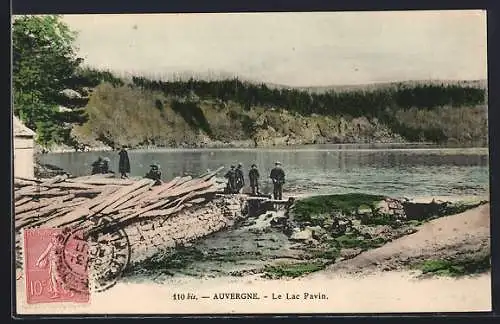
[
  {"x1": 145, "y1": 168, "x2": 162, "y2": 185},
  {"x1": 270, "y1": 167, "x2": 285, "y2": 184},
  {"x1": 235, "y1": 167, "x2": 245, "y2": 187},
  {"x1": 118, "y1": 149, "x2": 131, "y2": 173},
  {"x1": 249, "y1": 168, "x2": 260, "y2": 186}
]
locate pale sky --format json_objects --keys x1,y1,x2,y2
[{"x1": 61, "y1": 10, "x2": 487, "y2": 87}]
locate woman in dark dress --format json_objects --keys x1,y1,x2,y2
[{"x1": 118, "y1": 146, "x2": 131, "y2": 178}]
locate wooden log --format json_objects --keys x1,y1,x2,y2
[
  {"x1": 72, "y1": 189, "x2": 106, "y2": 198},
  {"x1": 14, "y1": 179, "x2": 38, "y2": 187},
  {"x1": 15, "y1": 197, "x2": 32, "y2": 207},
  {"x1": 146, "y1": 176, "x2": 183, "y2": 197},
  {"x1": 14, "y1": 177, "x2": 42, "y2": 183},
  {"x1": 45, "y1": 182, "x2": 101, "y2": 190},
  {"x1": 68, "y1": 174, "x2": 115, "y2": 182},
  {"x1": 84, "y1": 186, "x2": 122, "y2": 210},
  {"x1": 139, "y1": 179, "x2": 201, "y2": 206},
  {"x1": 27, "y1": 208, "x2": 74, "y2": 229},
  {"x1": 111, "y1": 177, "x2": 179, "y2": 210},
  {"x1": 39, "y1": 186, "x2": 120, "y2": 228},
  {"x1": 133, "y1": 186, "x2": 206, "y2": 219},
  {"x1": 199, "y1": 166, "x2": 225, "y2": 181},
  {"x1": 15, "y1": 200, "x2": 54, "y2": 215},
  {"x1": 40, "y1": 174, "x2": 68, "y2": 186},
  {"x1": 16, "y1": 186, "x2": 50, "y2": 196},
  {"x1": 120, "y1": 188, "x2": 196, "y2": 221},
  {"x1": 135, "y1": 177, "x2": 187, "y2": 205},
  {"x1": 16, "y1": 204, "x2": 69, "y2": 229},
  {"x1": 90, "y1": 179, "x2": 155, "y2": 214},
  {"x1": 15, "y1": 194, "x2": 81, "y2": 221},
  {"x1": 101, "y1": 180, "x2": 155, "y2": 214},
  {"x1": 154, "y1": 178, "x2": 215, "y2": 201},
  {"x1": 188, "y1": 197, "x2": 207, "y2": 204},
  {"x1": 18, "y1": 188, "x2": 70, "y2": 198},
  {"x1": 66, "y1": 178, "x2": 135, "y2": 186}
]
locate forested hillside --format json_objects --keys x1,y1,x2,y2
[{"x1": 71, "y1": 70, "x2": 488, "y2": 149}]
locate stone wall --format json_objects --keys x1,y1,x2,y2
[{"x1": 123, "y1": 194, "x2": 248, "y2": 265}]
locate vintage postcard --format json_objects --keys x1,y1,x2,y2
[{"x1": 13, "y1": 10, "x2": 491, "y2": 315}]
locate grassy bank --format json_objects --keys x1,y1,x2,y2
[{"x1": 412, "y1": 253, "x2": 491, "y2": 277}]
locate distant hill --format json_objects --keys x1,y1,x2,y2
[
  {"x1": 99, "y1": 67, "x2": 487, "y2": 94},
  {"x1": 265, "y1": 79, "x2": 488, "y2": 94},
  {"x1": 64, "y1": 68, "x2": 488, "y2": 151}
]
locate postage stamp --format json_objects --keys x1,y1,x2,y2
[
  {"x1": 22, "y1": 217, "x2": 131, "y2": 304},
  {"x1": 23, "y1": 228, "x2": 90, "y2": 304}
]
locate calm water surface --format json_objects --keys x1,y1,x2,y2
[{"x1": 39, "y1": 144, "x2": 489, "y2": 198}]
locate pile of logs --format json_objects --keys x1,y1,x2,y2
[{"x1": 14, "y1": 167, "x2": 226, "y2": 233}]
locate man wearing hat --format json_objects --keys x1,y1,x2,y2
[
  {"x1": 91, "y1": 156, "x2": 104, "y2": 175},
  {"x1": 101, "y1": 157, "x2": 112, "y2": 174},
  {"x1": 235, "y1": 163, "x2": 245, "y2": 193},
  {"x1": 248, "y1": 164, "x2": 260, "y2": 195},
  {"x1": 224, "y1": 165, "x2": 237, "y2": 193},
  {"x1": 145, "y1": 163, "x2": 162, "y2": 185},
  {"x1": 270, "y1": 161, "x2": 285, "y2": 200},
  {"x1": 118, "y1": 146, "x2": 131, "y2": 179}
]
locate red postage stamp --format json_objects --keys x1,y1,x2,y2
[{"x1": 23, "y1": 228, "x2": 90, "y2": 304}]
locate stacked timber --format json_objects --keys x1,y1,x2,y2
[{"x1": 14, "y1": 167, "x2": 227, "y2": 233}]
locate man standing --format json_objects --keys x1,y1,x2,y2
[
  {"x1": 235, "y1": 163, "x2": 245, "y2": 193},
  {"x1": 248, "y1": 164, "x2": 260, "y2": 195},
  {"x1": 118, "y1": 146, "x2": 131, "y2": 179},
  {"x1": 270, "y1": 161, "x2": 285, "y2": 200},
  {"x1": 224, "y1": 165, "x2": 237, "y2": 194}
]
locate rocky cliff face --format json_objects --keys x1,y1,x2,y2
[{"x1": 251, "y1": 111, "x2": 404, "y2": 147}]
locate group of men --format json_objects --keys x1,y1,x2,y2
[
  {"x1": 224, "y1": 161, "x2": 286, "y2": 200},
  {"x1": 90, "y1": 148, "x2": 286, "y2": 199},
  {"x1": 90, "y1": 146, "x2": 162, "y2": 185}
]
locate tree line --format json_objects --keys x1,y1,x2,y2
[{"x1": 130, "y1": 76, "x2": 485, "y2": 118}]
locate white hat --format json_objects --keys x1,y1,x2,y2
[{"x1": 275, "y1": 161, "x2": 281, "y2": 165}]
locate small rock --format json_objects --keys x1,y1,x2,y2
[
  {"x1": 306, "y1": 225, "x2": 327, "y2": 240},
  {"x1": 290, "y1": 228, "x2": 313, "y2": 241}
]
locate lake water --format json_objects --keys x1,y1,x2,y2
[{"x1": 39, "y1": 144, "x2": 490, "y2": 198}]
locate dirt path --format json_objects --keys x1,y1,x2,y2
[{"x1": 317, "y1": 203, "x2": 490, "y2": 275}]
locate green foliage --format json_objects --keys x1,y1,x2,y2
[
  {"x1": 12, "y1": 15, "x2": 88, "y2": 146},
  {"x1": 125, "y1": 247, "x2": 205, "y2": 276},
  {"x1": 291, "y1": 193, "x2": 386, "y2": 223},
  {"x1": 311, "y1": 246, "x2": 341, "y2": 260},
  {"x1": 131, "y1": 76, "x2": 485, "y2": 120},
  {"x1": 414, "y1": 255, "x2": 491, "y2": 277},
  {"x1": 360, "y1": 213, "x2": 400, "y2": 227},
  {"x1": 263, "y1": 261, "x2": 327, "y2": 279},
  {"x1": 333, "y1": 233, "x2": 387, "y2": 250}
]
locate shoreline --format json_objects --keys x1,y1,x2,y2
[{"x1": 38, "y1": 142, "x2": 490, "y2": 154}]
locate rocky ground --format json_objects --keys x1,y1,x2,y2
[
  {"x1": 122, "y1": 193, "x2": 490, "y2": 281},
  {"x1": 16, "y1": 194, "x2": 491, "y2": 314},
  {"x1": 16, "y1": 200, "x2": 492, "y2": 314},
  {"x1": 319, "y1": 203, "x2": 490, "y2": 276}
]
